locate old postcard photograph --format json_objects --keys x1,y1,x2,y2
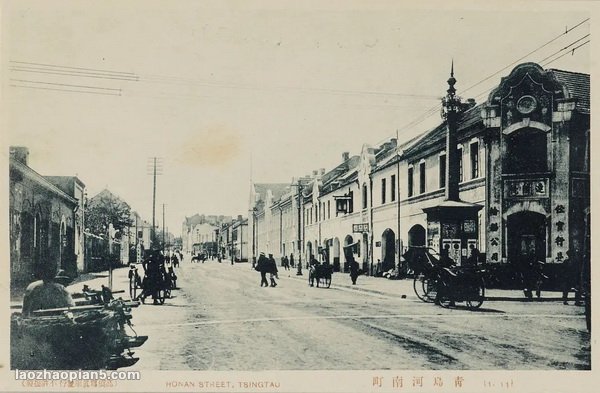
[{"x1": 1, "y1": 0, "x2": 597, "y2": 392}]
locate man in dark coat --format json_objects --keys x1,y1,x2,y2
[
  {"x1": 349, "y1": 255, "x2": 360, "y2": 285},
  {"x1": 256, "y1": 252, "x2": 269, "y2": 287},
  {"x1": 268, "y1": 253, "x2": 278, "y2": 287}
]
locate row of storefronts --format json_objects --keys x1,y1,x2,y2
[{"x1": 249, "y1": 62, "x2": 590, "y2": 277}]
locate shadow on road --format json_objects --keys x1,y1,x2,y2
[{"x1": 447, "y1": 306, "x2": 506, "y2": 313}]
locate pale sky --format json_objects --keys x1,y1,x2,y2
[{"x1": 2, "y1": 0, "x2": 591, "y2": 235}]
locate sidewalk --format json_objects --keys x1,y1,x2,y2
[{"x1": 258, "y1": 262, "x2": 567, "y2": 302}]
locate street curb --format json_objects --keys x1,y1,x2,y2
[{"x1": 280, "y1": 270, "x2": 572, "y2": 303}]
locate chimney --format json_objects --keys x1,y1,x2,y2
[
  {"x1": 390, "y1": 138, "x2": 397, "y2": 147},
  {"x1": 10, "y1": 146, "x2": 29, "y2": 166},
  {"x1": 342, "y1": 152, "x2": 350, "y2": 162},
  {"x1": 237, "y1": 215, "x2": 243, "y2": 221},
  {"x1": 320, "y1": 168, "x2": 326, "y2": 175},
  {"x1": 312, "y1": 170, "x2": 318, "y2": 176}
]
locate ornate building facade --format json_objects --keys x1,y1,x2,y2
[{"x1": 248, "y1": 62, "x2": 590, "y2": 282}]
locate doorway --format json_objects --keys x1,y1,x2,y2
[{"x1": 507, "y1": 211, "x2": 547, "y2": 265}]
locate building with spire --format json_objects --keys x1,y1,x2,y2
[{"x1": 248, "y1": 62, "x2": 589, "y2": 285}]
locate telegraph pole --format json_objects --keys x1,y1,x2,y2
[
  {"x1": 162, "y1": 203, "x2": 166, "y2": 249},
  {"x1": 147, "y1": 157, "x2": 163, "y2": 248}
]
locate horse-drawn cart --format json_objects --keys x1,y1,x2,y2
[{"x1": 309, "y1": 263, "x2": 333, "y2": 288}]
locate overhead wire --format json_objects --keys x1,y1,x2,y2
[
  {"x1": 9, "y1": 60, "x2": 136, "y2": 75},
  {"x1": 9, "y1": 67, "x2": 139, "y2": 81},
  {"x1": 10, "y1": 79, "x2": 122, "y2": 92},
  {"x1": 392, "y1": 24, "x2": 590, "y2": 140},
  {"x1": 367, "y1": 19, "x2": 590, "y2": 150},
  {"x1": 10, "y1": 84, "x2": 121, "y2": 96}
]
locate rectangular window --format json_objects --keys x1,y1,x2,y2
[
  {"x1": 381, "y1": 178, "x2": 386, "y2": 204},
  {"x1": 458, "y1": 148, "x2": 463, "y2": 182},
  {"x1": 391, "y1": 175, "x2": 396, "y2": 202},
  {"x1": 470, "y1": 142, "x2": 479, "y2": 179},
  {"x1": 328, "y1": 200, "x2": 331, "y2": 219},
  {"x1": 439, "y1": 154, "x2": 446, "y2": 189},
  {"x1": 419, "y1": 162, "x2": 426, "y2": 194},
  {"x1": 349, "y1": 191, "x2": 354, "y2": 213},
  {"x1": 408, "y1": 167, "x2": 414, "y2": 197}
]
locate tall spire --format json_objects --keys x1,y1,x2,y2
[
  {"x1": 442, "y1": 59, "x2": 461, "y2": 201},
  {"x1": 447, "y1": 59, "x2": 457, "y2": 96}
]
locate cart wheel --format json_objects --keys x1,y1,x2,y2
[
  {"x1": 435, "y1": 282, "x2": 452, "y2": 308},
  {"x1": 156, "y1": 289, "x2": 166, "y2": 304},
  {"x1": 437, "y1": 294, "x2": 453, "y2": 308},
  {"x1": 466, "y1": 280, "x2": 485, "y2": 310},
  {"x1": 413, "y1": 274, "x2": 428, "y2": 302},
  {"x1": 324, "y1": 276, "x2": 331, "y2": 288}
]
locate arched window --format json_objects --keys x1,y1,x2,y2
[{"x1": 505, "y1": 128, "x2": 548, "y2": 174}]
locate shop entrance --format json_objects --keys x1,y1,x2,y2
[{"x1": 507, "y1": 211, "x2": 547, "y2": 265}]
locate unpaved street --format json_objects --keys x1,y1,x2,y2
[{"x1": 114, "y1": 261, "x2": 590, "y2": 370}]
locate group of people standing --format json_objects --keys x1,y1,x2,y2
[
  {"x1": 255, "y1": 252, "x2": 279, "y2": 287},
  {"x1": 280, "y1": 254, "x2": 294, "y2": 270}
]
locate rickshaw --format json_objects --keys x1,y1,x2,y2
[
  {"x1": 11, "y1": 285, "x2": 147, "y2": 370},
  {"x1": 404, "y1": 246, "x2": 485, "y2": 309}
]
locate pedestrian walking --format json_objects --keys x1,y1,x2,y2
[
  {"x1": 268, "y1": 253, "x2": 278, "y2": 287},
  {"x1": 283, "y1": 255, "x2": 290, "y2": 271},
  {"x1": 171, "y1": 253, "x2": 179, "y2": 268},
  {"x1": 519, "y1": 253, "x2": 545, "y2": 300},
  {"x1": 561, "y1": 249, "x2": 582, "y2": 305},
  {"x1": 289, "y1": 253, "x2": 295, "y2": 268},
  {"x1": 255, "y1": 252, "x2": 269, "y2": 287},
  {"x1": 349, "y1": 255, "x2": 360, "y2": 285}
]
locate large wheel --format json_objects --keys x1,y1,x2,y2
[
  {"x1": 413, "y1": 274, "x2": 428, "y2": 302},
  {"x1": 156, "y1": 288, "x2": 166, "y2": 305},
  {"x1": 435, "y1": 281, "x2": 453, "y2": 308},
  {"x1": 466, "y1": 280, "x2": 485, "y2": 310}
]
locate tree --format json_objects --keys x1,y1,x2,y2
[{"x1": 85, "y1": 190, "x2": 133, "y2": 236}]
